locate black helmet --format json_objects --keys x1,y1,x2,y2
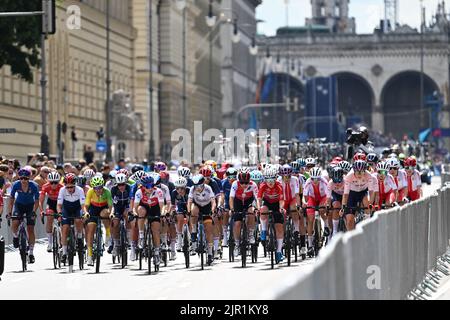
[
  {"x1": 131, "y1": 165, "x2": 144, "y2": 174},
  {"x1": 331, "y1": 166, "x2": 344, "y2": 183}
]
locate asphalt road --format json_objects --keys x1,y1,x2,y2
[{"x1": 0, "y1": 177, "x2": 442, "y2": 300}]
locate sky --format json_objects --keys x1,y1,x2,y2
[{"x1": 256, "y1": 0, "x2": 443, "y2": 35}]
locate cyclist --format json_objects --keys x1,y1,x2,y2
[
  {"x1": 82, "y1": 176, "x2": 113, "y2": 266},
  {"x1": 304, "y1": 158, "x2": 316, "y2": 180},
  {"x1": 374, "y1": 161, "x2": 398, "y2": 209},
  {"x1": 387, "y1": 158, "x2": 408, "y2": 203},
  {"x1": 278, "y1": 164, "x2": 304, "y2": 253},
  {"x1": 303, "y1": 167, "x2": 329, "y2": 257},
  {"x1": 187, "y1": 174, "x2": 216, "y2": 265},
  {"x1": 160, "y1": 171, "x2": 175, "y2": 194},
  {"x1": 83, "y1": 169, "x2": 95, "y2": 188},
  {"x1": 39, "y1": 171, "x2": 63, "y2": 252},
  {"x1": 219, "y1": 167, "x2": 237, "y2": 247},
  {"x1": 57, "y1": 173, "x2": 85, "y2": 264},
  {"x1": 109, "y1": 173, "x2": 131, "y2": 257},
  {"x1": 338, "y1": 160, "x2": 352, "y2": 175},
  {"x1": 177, "y1": 166, "x2": 193, "y2": 187},
  {"x1": 404, "y1": 157, "x2": 423, "y2": 201},
  {"x1": 297, "y1": 158, "x2": 307, "y2": 180},
  {"x1": 341, "y1": 160, "x2": 379, "y2": 231},
  {"x1": 9, "y1": 168, "x2": 40, "y2": 263},
  {"x1": 229, "y1": 170, "x2": 259, "y2": 258},
  {"x1": 170, "y1": 177, "x2": 190, "y2": 252},
  {"x1": 105, "y1": 170, "x2": 118, "y2": 190},
  {"x1": 366, "y1": 153, "x2": 379, "y2": 173},
  {"x1": 133, "y1": 175, "x2": 164, "y2": 266},
  {"x1": 326, "y1": 166, "x2": 345, "y2": 238},
  {"x1": 353, "y1": 152, "x2": 367, "y2": 162},
  {"x1": 250, "y1": 170, "x2": 264, "y2": 187},
  {"x1": 257, "y1": 167, "x2": 286, "y2": 264},
  {"x1": 77, "y1": 175, "x2": 88, "y2": 194},
  {"x1": 154, "y1": 162, "x2": 167, "y2": 173},
  {"x1": 129, "y1": 170, "x2": 147, "y2": 261}
]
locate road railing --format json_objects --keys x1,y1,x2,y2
[{"x1": 269, "y1": 185, "x2": 450, "y2": 300}]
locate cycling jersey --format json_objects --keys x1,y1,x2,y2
[
  {"x1": 110, "y1": 184, "x2": 131, "y2": 208},
  {"x1": 157, "y1": 183, "x2": 171, "y2": 205},
  {"x1": 406, "y1": 169, "x2": 422, "y2": 201},
  {"x1": 188, "y1": 184, "x2": 215, "y2": 207},
  {"x1": 230, "y1": 181, "x2": 258, "y2": 201},
  {"x1": 171, "y1": 188, "x2": 190, "y2": 213},
  {"x1": 0, "y1": 190, "x2": 3, "y2": 207},
  {"x1": 11, "y1": 180, "x2": 40, "y2": 205},
  {"x1": 212, "y1": 177, "x2": 222, "y2": 193},
  {"x1": 257, "y1": 181, "x2": 284, "y2": 204},
  {"x1": 376, "y1": 173, "x2": 397, "y2": 195},
  {"x1": 221, "y1": 178, "x2": 234, "y2": 209},
  {"x1": 40, "y1": 182, "x2": 64, "y2": 201},
  {"x1": 327, "y1": 181, "x2": 345, "y2": 196},
  {"x1": 343, "y1": 170, "x2": 379, "y2": 194},
  {"x1": 161, "y1": 180, "x2": 175, "y2": 195},
  {"x1": 393, "y1": 170, "x2": 408, "y2": 190},
  {"x1": 134, "y1": 187, "x2": 164, "y2": 207},
  {"x1": 303, "y1": 178, "x2": 328, "y2": 199},
  {"x1": 57, "y1": 186, "x2": 86, "y2": 207},
  {"x1": 206, "y1": 179, "x2": 221, "y2": 197},
  {"x1": 277, "y1": 176, "x2": 300, "y2": 202},
  {"x1": 85, "y1": 187, "x2": 113, "y2": 208}
]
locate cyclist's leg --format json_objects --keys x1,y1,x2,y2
[
  {"x1": 11, "y1": 204, "x2": 23, "y2": 239},
  {"x1": 160, "y1": 214, "x2": 169, "y2": 250},
  {"x1": 332, "y1": 200, "x2": 341, "y2": 236},
  {"x1": 137, "y1": 205, "x2": 148, "y2": 247},
  {"x1": 345, "y1": 191, "x2": 358, "y2": 231},
  {"x1": 232, "y1": 199, "x2": 243, "y2": 244},
  {"x1": 306, "y1": 198, "x2": 316, "y2": 249},
  {"x1": 25, "y1": 206, "x2": 37, "y2": 254},
  {"x1": 168, "y1": 216, "x2": 177, "y2": 255},
  {"x1": 212, "y1": 208, "x2": 220, "y2": 255},
  {"x1": 100, "y1": 208, "x2": 111, "y2": 244},
  {"x1": 203, "y1": 211, "x2": 214, "y2": 257},
  {"x1": 362, "y1": 194, "x2": 371, "y2": 219},
  {"x1": 259, "y1": 204, "x2": 269, "y2": 240},
  {"x1": 85, "y1": 218, "x2": 97, "y2": 259},
  {"x1": 45, "y1": 209, "x2": 54, "y2": 245},
  {"x1": 273, "y1": 208, "x2": 285, "y2": 256},
  {"x1": 190, "y1": 203, "x2": 199, "y2": 240},
  {"x1": 111, "y1": 207, "x2": 120, "y2": 241},
  {"x1": 150, "y1": 219, "x2": 161, "y2": 248}
]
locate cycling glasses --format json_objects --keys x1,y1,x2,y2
[
  {"x1": 66, "y1": 185, "x2": 75, "y2": 189},
  {"x1": 377, "y1": 170, "x2": 388, "y2": 175},
  {"x1": 19, "y1": 177, "x2": 29, "y2": 181},
  {"x1": 93, "y1": 186, "x2": 103, "y2": 191},
  {"x1": 389, "y1": 167, "x2": 399, "y2": 171},
  {"x1": 265, "y1": 178, "x2": 275, "y2": 183},
  {"x1": 117, "y1": 183, "x2": 126, "y2": 187},
  {"x1": 50, "y1": 181, "x2": 59, "y2": 185},
  {"x1": 227, "y1": 175, "x2": 236, "y2": 180},
  {"x1": 405, "y1": 166, "x2": 415, "y2": 170}
]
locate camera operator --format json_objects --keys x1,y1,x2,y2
[{"x1": 345, "y1": 126, "x2": 374, "y2": 160}]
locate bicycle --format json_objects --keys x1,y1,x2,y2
[
  {"x1": 197, "y1": 214, "x2": 208, "y2": 269},
  {"x1": 251, "y1": 215, "x2": 260, "y2": 264},
  {"x1": 66, "y1": 216, "x2": 85, "y2": 272},
  {"x1": 260, "y1": 210, "x2": 277, "y2": 269},
  {"x1": 283, "y1": 209, "x2": 299, "y2": 267},
  {"x1": 42, "y1": 211, "x2": 62, "y2": 269},
  {"x1": 181, "y1": 213, "x2": 190, "y2": 269},
  {"x1": 7, "y1": 212, "x2": 34, "y2": 272},
  {"x1": 136, "y1": 215, "x2": 158, "y2": 274},
  {"x1": 239, "y1": 211, "x2": 248, "y2": 268},
  {"x1": 227, "y1": 218, "x2": 235, "y2": 262},
  {"x1": 111, "y1": 212, "x2": 129, "y2": 268},
  {"x1": 92, "y1": 216, "x2": 110, "y2": 274},
  {"x1": 303, "y1": 206, "x2": 327, "y2": 258}
]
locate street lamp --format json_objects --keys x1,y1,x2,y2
[
  {"x1": 105, "y1": 0, "x2": 112, "y2": 163},
  {"x1": 249, "y1": 35, "x2": 258, "y2": 55},
  {"x1": 231, "y1": 18, "x2": 240, "y2": 43}
]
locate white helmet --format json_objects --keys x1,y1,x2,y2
[
  {"x1": 174, "y1": 177, "x2": 187, "y2": 188},
  {"x1": 94, "y1": 172, "x2": 103, "y2": 178},
  {"x1": 83, "y1": 169, "x2": 95, "y2": 180},
  {"x1": 305, "y1": 158, "x2": 316, "y2": 166},
  {"x1": 310, "y1": 167, "x2": 322, "y2": 179},
  {"x1": 376, "y1": 161, "x2": 390, "y2": 171},
  {"x1": 263, "y1": 167, "x2": 278, "y2": 179},
  {"x1": 177, "y1": 166, "x2": 191, "y2": 178},
  {"x1": 387, "y1": 158, "x2": 400, "y2": 169},
  {"x1": 109, "y1": 170, "x2": 118, "y2": 179},
  {"x1": 115, "y1": 173, "x2": 128, "y2": 184},
  {"x1": 47, "y1": 171, "x2": 60, "y2": 182},
  {"x1": 133, "y1": 170, "x2": 146, "y2": 182},
  {"x1": 338, "y1": 161, "x2": 352, "y2": 173}
]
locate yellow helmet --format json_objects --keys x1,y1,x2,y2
[{"x1": 205, "y1": 160, "x2": 217, "y2": 170}]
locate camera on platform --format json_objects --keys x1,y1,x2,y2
[{"x1": 346, "y1": 128, "x2": 363, "y2": 145}]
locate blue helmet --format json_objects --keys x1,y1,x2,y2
[
  {"x1": 296, "y1": 158, "x2": 306, "y2": 167},
  {"x1": 141, "y1": 175, "x2": 155, "y2": 188},
  {"x1": 250, "y1": 170, "x2": 264, "y2": 183}
]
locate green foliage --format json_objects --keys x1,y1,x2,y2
[{"x1": 0, "y1": 0, "x2": 43, "y2": 83}]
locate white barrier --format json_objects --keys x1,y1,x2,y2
[
  {"x1": 273, "y1": 186, "x2": 450, "y2": 300},
  {"x1": 0, "y1": 197, "x2": 48, "y2": 246}
]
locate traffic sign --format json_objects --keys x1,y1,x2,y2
[{"x1": 96, "y1": 140, "x2": 107, "y2": 153}]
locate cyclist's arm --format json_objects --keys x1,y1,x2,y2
[
  {"x1": 32, "y1": 183, "x2": 40, "y2": 213},
  {"x1": 39, "y1": 189, "x2": 46, "y2": 213},
  {"x1": 186, "y1": 188, "x2": 193, "y2": 214},
  {"x1": 341, "y1": 193, "x2": 349, "y2": 207},
  {"x1": 211, "y1": 197, "x2": 216, "y2": 213},
  {"x1": 229, "y1": 196, "x2": 234, "y2": 212}
]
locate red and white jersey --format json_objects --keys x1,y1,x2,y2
[
  {"x1": 157, "y1": 183, "x2": 171, "y2": 204},
  {"x1": 40, "y1": 182, "x2": 64, "y2": 201},
  {"x1": 277, "y1": 176, "x2": 300, "y2": 201},
  {"x1": 303, "y1": 178, "x2": 328, "y2": 199},
  {"x1": 327, "y1": 181, "x2": 345, "y2": 197},
  {"x1": 392, "y1": 169, "x2": 408, "y2": 190},
  {"x1": 344, "y1": 170, "x2": 379, "y2": 194},
  {"x1": 376, "y1": 173, "x2": 398, "y2": 195},
  {"x1": 134, "y1": 187, "x2": 164, "y2": 207},
  {"x1": 230, "y1": 181, "x2": 258, "y2": 201},
  {"x1": 257, "y1": 181, "x2": 284, "y2": 204},
  {"x1": 406, "y1": 170, "x2": 422, "y2": 192}
]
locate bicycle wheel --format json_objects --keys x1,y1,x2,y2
[
  {"x1": 313, "y1": 220, "x2": 320, "y2": 257},
  {"x1": 285, "y1": 223, "x2": 292, "y2": 267},
  {"x1": 183, "y1": 227, "x2": 190, "y2": 268},
  {"x1": 120, "y1": 224, "x2": 127, "y2": 269},
  {"x1": 77, "y1": 238, "x2": 84, "y2": 270},
  {"x1": 19, "y1": 230, "x2": 27, "y2": 272},
  {"x1": 52, "y1": 227, "x2": 60, "y2": 269},
  {"x1": 95, "y1": 226, "x2": 102, "y2": 274},
  {"x1": 241, "y1": 221, "x2": 247, "y2": 268},
  {"x1": 269, "y1": 224, "x2": 275, "y2": 269},
  {"x1": 67, "y1": 229, "x2": 75, "y2": 272},
  {"x1": 228, "y1": 229, "x2": 235, "y2": 262},
  {"x1": 199, "y1": 226, "x2": 204, "y2": 270}
]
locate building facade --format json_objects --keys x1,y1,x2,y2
[{"x1": 306, "y1": 0, "x2": 355, "y2": 34}]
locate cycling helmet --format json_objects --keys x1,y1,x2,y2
[
  {"x1": 154, "y1": 162, "x2": 167, "y2": 172},
  {"x1": 387, "y1": 158, "x2": 400, "y2": 169},
  {"x1": 141, "y1": 175, "x2": 154, "y2": 189},
  {"x1": 77, "y1": 175, "x2": 86, "y2": 186},
  {"x1": 18, "y1": 168, "x2": 31, "y2": 178},
  {"x1": 240, "y1": 167, "x2": 251, "y2": 175},
  {"x1": 174, "y1": 177, "x2": 187, "y2": 188},
  {"x1": 330, "y1": 166, "x2": 344, "y2": 183},
  {"x1": 353, "y1": 160, "x2": 367, "y2": 172},
  {"x1": 159, "y1": 171, "x2": 169, "y2": 181},
  {"x1": 367, "y1": 153, "x2": 379, "y2": 163},
  {"x1": 398, "y1": 153, "x2": 406, "y2": 161},
  {"x1": 115, "y1": 173, "x2": 128, "y2": 184},
  {"x1": 47, "y1": 171, "x2": 61, "y2": 182},
  {"x1": 290, "y1": 161, "x2": 300, "y2": 173},
  {"x1": 305, "y1": 158, "x2": 316, "y2": 166},
  {"x1": 376, "y1": 161, "x2": 390, "y2": 171},
  {"x1": 310, "y1": 167, "x2": 322, "y2": 179},
  {"x1": 131, "y1": 165, "x2": 144, "y2": 174},
  {"x1": 199, "y1": 166, "x2": 212, "y2": 178},
  {"x1": 382, "y1": 148, "x2": 391, "y2": 155},
  {"x1": 149, "y1": 172, "x2": 161, "y2": 185},
  {"x1": 404, "y1": 157, "x2": 417, "y2": 168},
  {"x1": 263, "y1": 167, "x2": 278, "y2": 180},
  {"x1": 353, "y1": 152, "x2": 367, "y2": 162},
  {"x1": 326, "y1": 163, "x2": 337, "y2": 176},
  {"x1": 192, "y1": 174, "x2": 205, "y2": 186},
  {"x1": 109, "y1": 170, "x2": 118, "y2": 179},
  {"x1": 90, "y1": 176, "x2": 104, "y2": 188},
  {"x1": 238, "y1": 171, "x2": 251, "y2": 184},
  {"x1": 338, "y1": 161, "x2": 352, "y2": 173},
  {"x1": 296, "y1": 158, "x2": 306, "y2": 167},
  {"x1": 133, "y1": 170, "x2": 146, "y2": 182},
  {"x1": 250, "y1": 170, "x2": 263, "y2": 183},
  {"x1": 279, "y1": 164, "x2": 293, "y2": 176},
  {"x1": 64, "y1": 173, "x2": 77, "y2": 185},
  {"x1": 226, "y1": 167, "x2": 237, "y2": 177},
  {"x1": 118, "y1": 168, "x2": 130, "y2": 178},
  {"x1": 177, "y1": 166, "x2": 191, "y2": 178},
  {"x1": 205, "y1": 160, "x2": 217, "y2": 170},
  {"x1": 258, "y1": 162, "x2": 268, "y2": 171},
  {"x1": 388, "y1": 153, "x2": 398, "y2": 159},
  {"x1": 94, "y1": 172, "x2": 103, "y2": 178},
  {"x1": 332, "y1": 156, "x2": 343, "y2": 163},
  {"x1": 83, "y1": 169, "x2": 95, "y2": 180}
]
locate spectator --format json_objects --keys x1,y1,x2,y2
[
  {"x1": 88, "y1": 163, "x2": 98, "y2": 172},
  {"x1": 78, "y1": 159, "x2": 87, "y2": 169},
  {"x1": 96, "y1": 125, "x2": 105, "y2": 141},
  {"x1": 33, "y1": 166, "x2": 50, "y2": 189},
  {"x1": 71, "y1": 126, "x2": 78, "y2": 159},
  {"x1": 101, "y1": 164, "x2": 111, "y2": 181},
  {"x1": 83, "y1": 144, "x2": 94, "y2": 164},
  {"x1": 56, "y1": 164, "x2": 65, "y2": 177},
  {"x1": 63, "y1": 163, "x2": 74, "y2": 174},
  {"x1": 115, "y1": 158, "x2": 126, "y2": 170},
  {"x1": 0, "y1": 164, "x2": 8, "y2": 191}
]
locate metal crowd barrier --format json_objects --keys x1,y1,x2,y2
[
  {"x1": 0, "y1": 197, "x2": 48, "y2": 246},
  {"x1": 272, "y1": 185, "x2": 450, "y2": 300}
]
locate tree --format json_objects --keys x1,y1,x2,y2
[{"x1": 0, "y1": 1, "x2": 42, "y2": 83}]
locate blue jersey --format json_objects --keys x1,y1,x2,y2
[
  {"x1": 171, "y1": 188, "x2": 190, "y2": 213},
  {"x1": 212, "y1": 177, "x2": 222, "y2": 192},
  {"x1": 207, "y1": 179, "x2": 221, "y2": 197},
  {"x1": 221, "y1": 178, "x2": 233, "y2": 205},
  {"x1": 130, "y1": 183, "x2": 140, "y2": 200},
  {"x1": 11, "y1": 180, "x2": 40, "y2": 205}
]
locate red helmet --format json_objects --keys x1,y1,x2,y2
[
  {"x1": 64, "y1": 173, "x2": 77, "y2": 185},
  {"x1": 353, "y1": 152, "x2": 367, "y2": 162},
  {"x1": 332, "y1": 157, "x2": 343, "y2": 163},
  {"x1": 159, "y1": 171, "x2": 169, "y2": 180},
  {"x1": 238, "y1": 171, "x2": 251, "y2": 184},
  {"x1": 199, "y1": 166, "x2": 212, "y2": 178},
  {"x1": 404, "y1": 157, "x2": 417, "y2": 168}
]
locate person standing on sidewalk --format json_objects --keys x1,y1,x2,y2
[{"x1": 71, "y1": 126, "x2": 78, "y2": 159}]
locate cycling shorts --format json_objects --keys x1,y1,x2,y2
[
  {"x1": 261, "y1": 201, "x2": 284, "y2": 224},
  {"x1": 193, "y1": 201, "x2": 212, "y2": 222},
  {"x1": 139, "y1": 203, "x2": 161, "y2": 223},
  {"x1": 331, "y1": 191, "x2": 343, "y2": 204},
  {"x1": 87, "y1": 205, "x2": 109, "y2": 224},
  {"x1": 12, "y1": 203, "x2": 36, "y2": 226},
  {"x1": 306, "y1": 196, "x2": 327, "y2": 216},
  {"x1": 345, "y1": 189, "x2": 368, "y2": 215}
]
